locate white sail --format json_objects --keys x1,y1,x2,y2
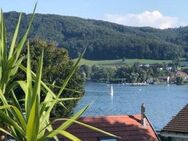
[
  {"x1": 110, "y1": 84, "x2": 113, "y2": 96},
  {"x1": 167, "y1": 76, "x2": 170, "y2": 84}
]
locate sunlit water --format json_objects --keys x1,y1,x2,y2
[{"x1": 74, "y1": 82, "x2": 188, "y2": 131}]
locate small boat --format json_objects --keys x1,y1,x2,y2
[{"x1": 110, "y1": 84, "x2": 114, "y2": 96}]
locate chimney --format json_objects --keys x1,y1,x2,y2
[{"x1": 141, "y1": 103, "x2": 146, "y2": 127}]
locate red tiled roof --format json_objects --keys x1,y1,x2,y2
[
  {"x1": 162, "y1": 104, "x2": 188, "y2": 134},
  {"x1": 54, "y1": 114, "x2": 158, "y2": 141}
]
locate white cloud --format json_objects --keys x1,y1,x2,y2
[{"x1": 104, "y1": 11, "x2": 187, "y2": 29}]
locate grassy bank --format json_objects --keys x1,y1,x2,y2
[{"x1": 73, "y1": 58, "x2": 172, "y2": 67}]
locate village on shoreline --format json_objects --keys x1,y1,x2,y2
[{"x1": 80, "y1": 60, "x2": 188, "y2": 85}]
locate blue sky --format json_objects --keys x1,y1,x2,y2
[{"x1": 0, "y1": 0, "x2": 188, "y2": 29}]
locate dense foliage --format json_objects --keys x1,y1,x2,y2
[
  {"x1": 4, "y1": 12, "x2": 188, "y2": 60},
  {"x1": 79, "y1": 63, "x2": 175, "y2": 83},
  {"x1": 17, "y1": 39, "x2": 84, "y2": 117}
]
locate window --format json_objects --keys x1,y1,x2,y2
[
  {"x1": 48, "y1": 139, "x2": 56, "y2": 141},
  {"x1": 7, "y1": 139, "x2": 15, "y2": 141},
  {"x1": 6, "y1": 136, "x2": 15, "y2": 141},
  {"x1": 99, "y1": 138, "x2": 117, "y2": 141}
]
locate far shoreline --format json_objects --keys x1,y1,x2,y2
[{"x1": 84, "y1": 80, "x2": 188, "y2": 86}]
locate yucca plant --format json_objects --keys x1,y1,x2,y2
[
  {"x1": 0, "y1": 5, "x2": 118, "y2": 141},
  {"x1": 0, "y1": 5, "x2": 35, "y2": 140}
]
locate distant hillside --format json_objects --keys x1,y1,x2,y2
[{"x1": 4, "y1": 12, "x2": 188, "y2": 60}]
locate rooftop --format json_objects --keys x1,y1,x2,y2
[
  {"x1": 54, "y1": 114, "x2": 159, "y2": 141},
  {"x1": 162, "y1": 104, "x2": 188, "y2": 134}
]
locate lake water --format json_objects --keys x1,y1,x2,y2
[{"x1": 74, "y1": 82, "x2": 188, "y2": 131}]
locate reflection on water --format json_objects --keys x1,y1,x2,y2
[{"x1": 74, "y1": 82, "x2": 188, "y2": 130}]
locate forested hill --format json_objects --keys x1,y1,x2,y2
[{"x1": 4, "y1": 12, "x2": 188, "y2": 60}]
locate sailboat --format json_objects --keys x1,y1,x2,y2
[{"x1": 110, "y1": 84, "x2": 114, "y2": 96}]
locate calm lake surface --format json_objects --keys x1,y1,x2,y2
[{"x1": 74, "y1": 82, "x2": 188, "y2": 131}]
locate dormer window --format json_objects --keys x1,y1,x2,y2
[
  {"x1": 99, "y1": 138, "x2": 118, "y2": 141},
  {"x1": 6, "y1": 136, "x2": 15, "y2": 141}
]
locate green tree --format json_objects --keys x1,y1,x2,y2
[
  {"x1": 19, "y1": 39, "x2": 84, "y2": 117},
  {"x1": 172, "y1": 57, "x2": 180, "y2": 70},
  {"x1": 176, "y1": 76, "x2": 184, "y2": 85},
  {"x1": 79, "y1": 64, "x2": 91, "y2": 79}
]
